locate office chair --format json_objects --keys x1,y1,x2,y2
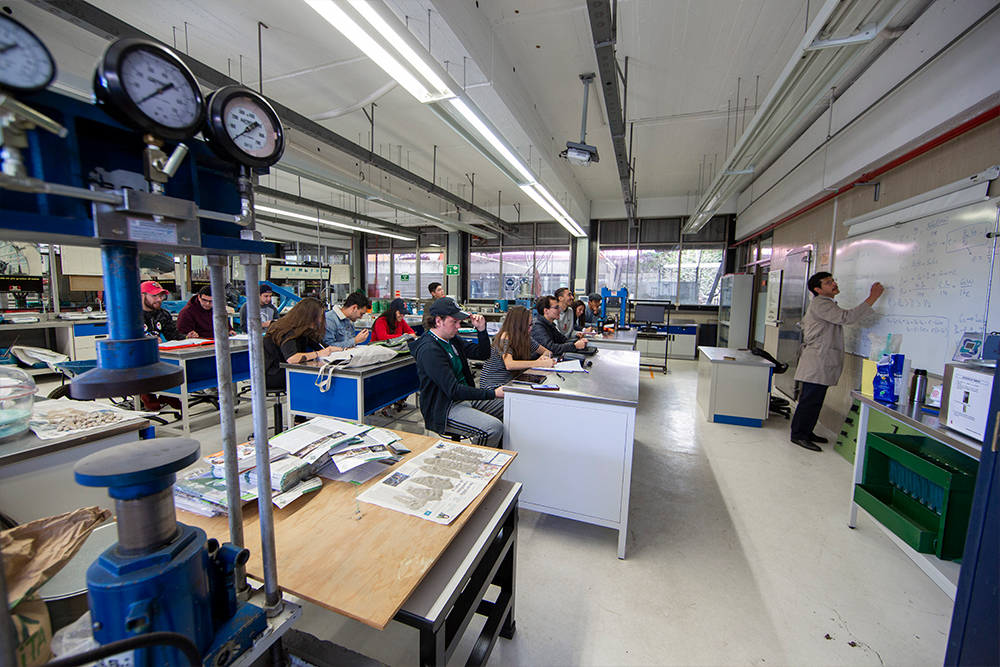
[{"x1": 750, "y1": 347, "x2": 792, "y2": 419}]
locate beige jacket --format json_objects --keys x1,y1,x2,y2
[{"x1": 793, "y1": 295, "x2": 873, "y2": 386}]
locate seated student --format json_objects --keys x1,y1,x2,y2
[
  {"x1": 409, "y1": 298, "x2": 505, "y2": 448},
  {"x1": 586, "y1": 292, "x2": 602, "y2": 324},
  {"x1": 240, "y1": 283, "x2": 279, "y2": 333},
  {"x1": 571, "y1": 299, "x2": 589, "y2": 331},
  {"x1": 371, "y1": 298, "x2": 416, "y2": 341},
  {"x1": 323, "y1": 292, "x2": 371, "y2": 348},
  {"x1": 178, "y1": 286, "x2": 234, "y2": 339},
  {"x1": 262, "y1": 297, "x2": 338, "y2": 391},
  {"x1": 478, "y1": 305, "x2": 555, "y2": 391},
  {"x1": 531, "y1": 295, "x2": 588, "y2": 355}
]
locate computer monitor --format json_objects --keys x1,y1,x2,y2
[{"x1": 633, "y1": 303, "x2": 666, "y2": 326}]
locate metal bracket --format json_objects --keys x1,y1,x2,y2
[
  {"x1": 93, "y1": 189, "x2": 201, "y2": 250},
  {"x1": 805, "y1": 22, "x2": 878, "y2": 52}
]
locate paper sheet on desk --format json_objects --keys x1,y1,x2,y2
[
  {"x1": 533, "y1": 360, "x2": 587, "y2": 372},
  {"x1": 159, "y1": 338, "x2": 213, "y2": 349},
  {"x1": 29, "y1": 399, "x2": 154, "y2": 440},
  {"x1": 357, "y1": 441, "x2": 511, "y2": 524}
]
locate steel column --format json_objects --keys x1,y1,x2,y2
[{"x1": 208, "y1": 256, "x2": 247, "y2": 595}]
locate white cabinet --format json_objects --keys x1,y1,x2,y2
[
  {"x1": 55, "y1": 322, "x2": 109, "y2": 361},
  {"x1": 718, "y1": 274, "x2": 754, "y2": 349},
  {"x1": 666, "y1": 325, "x2": 697, "y2": 360}
]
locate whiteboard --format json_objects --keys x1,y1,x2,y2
[{"x1": 834, "y1": 199, "x2": 999, "y2": 376}]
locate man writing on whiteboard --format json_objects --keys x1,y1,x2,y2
[{"x1": 791, "y1": 272, "x2": 885, "y2": 452}]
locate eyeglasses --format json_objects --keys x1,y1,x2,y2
[
  {"x1": 821, "y1": 278, "x2": 837, "y2": 286},
  {"x1": 199, "y1": 296, "x2": 213, "y2": 304}
]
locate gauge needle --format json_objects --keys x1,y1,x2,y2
[
  {"x1": 0, "y1": 43, "x2": 17, "y2": 54},
  {"x1": 233, "y1": 121, "x2": 261, "y2": 139},
  {"x1": 137, "y1": 82, "x2": 175, "y2": 104}
]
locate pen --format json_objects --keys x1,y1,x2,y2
[{"x1": 556, "y1": 373, "x2": 565, "y2": 380}]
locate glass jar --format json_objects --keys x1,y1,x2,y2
[{"x1": 0, "y1": 366, "x2": 38, "y2": 439}]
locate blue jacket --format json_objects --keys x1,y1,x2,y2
[
  {"x1": 531, "y1": 313, "x2": 577, "y2": 355},
  {"x1": 323, "y1": 306, "x2": 357, "y2": 347},
  {"x1": 409, "y1": 329, "x2": 494, "y2": 435}
]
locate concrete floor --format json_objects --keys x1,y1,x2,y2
[{"x1": 38, "y1": 358, "x2": 955, "y2": 666}]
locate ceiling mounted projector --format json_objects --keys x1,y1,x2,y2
[
  {"x1": 560, "y1": 73, "x2": 600, "y2": 167},
  {"x1": 563, "y1": 141, "x2": 599, "y2": 166}
]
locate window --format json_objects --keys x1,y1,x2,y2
[
  {"x1": 366, "y1": 251, "x2": 390, "y2": 299},
  {"x1": 468, "y1": 223, "x2": 570, "y2": 300},
  {"x1": 596, "y1": 217, "x2": 728, "y2": 305},
  {"x1": 418, "y1": 251, "x2": 444, "y2": 299},
  {"x1": 393, "y1": 252, "x2": 417, "y2": 299},
  {"x1": 469, "y1": 251, "x2": 501, "y2": 299}
]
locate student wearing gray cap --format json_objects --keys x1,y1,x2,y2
[{"x1": 586, "y1": 292, "x2": 602, "y2": 325}]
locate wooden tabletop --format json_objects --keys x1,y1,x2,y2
[{"x1": 179, "y1": 432, "x2": 515, "y2": 630}]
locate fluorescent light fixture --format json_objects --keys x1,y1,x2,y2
[
  {"x1": 844, "y1": 167, "x2": 998, "y2": 237},
  {"x1": 520, "y1": 184, "x2": 586, "y2": 237},
  {"x1": 682, "y1": 0, "x2": 909, "y2": 234},
  {"x1": 304, "y1": 1, "x2": 432, "y2": 102},
  {"x1": 254, "y1": 204, "x2": 418, "y2": 241},
  {"x1": 347, "y1": 0, "x2": 453, "y2": 98},
  {"x1": 448, "y1": 98, "x2": 537, "y2": 184}
]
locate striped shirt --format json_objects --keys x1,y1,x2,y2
[{"x1": 478, "y1": 336, "x2": 541, "y2": 390}]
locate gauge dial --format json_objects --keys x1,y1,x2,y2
[
  {"x1": 0, "y1": 14, "x2": 56, "y2": 93},
  {"x1": 94, "y1": 38, "x2": 205, "y2": 142},
  {"x1": 204, "y1": 86, "x2": 284, "y2": 168}
]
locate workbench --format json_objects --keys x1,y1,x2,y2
[
  {"x1": 585, "y1": 328, "x2": 638, "y2": 351},
  {"x1": 503, "y1": 348, "x2": 640, "y2": 558},
  {"x1": 281, "y1": 355, "x2": 418, "y2": 424},
  {"x1": 158, "y1": 340, "x2": 251, "y2": 437},
  {"x1": 696, "y1": 346, "x2": 774, "y2": 427},
  {"x1": 0, "y1": 415, "x2": 151, "y2": 523},
  {"x1": 180, "y1": 433, "x2": 519, "y2": 667}
]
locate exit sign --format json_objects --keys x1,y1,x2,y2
[
  {"x1": 446, "y1": 264, "x2": 460, "y2": 276},
  {"x1": 399, "y1": 274, "x2": 410, "y2": 281}
]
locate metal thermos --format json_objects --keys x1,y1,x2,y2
[{"x1": 910, "y1": 369, "x2": 927, "y2": 404}]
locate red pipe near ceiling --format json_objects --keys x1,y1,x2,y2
[{"x1": 733, "y1": 104, "x2": 1000, "y2": 247}]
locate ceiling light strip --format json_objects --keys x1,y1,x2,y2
[{"x1": 254, "y1": 204, "x2": 417, "y2": 241}]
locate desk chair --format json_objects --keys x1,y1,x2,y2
[
  {"x1": 750, "y1": 347, "x2": 791, "y2": 419},
  {"x1": 238, "y1": 385, "x2": 286, "y2": 437}
]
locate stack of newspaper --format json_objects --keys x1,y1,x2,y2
[{"x1": 174, "y1": 417, "x2": 412, "y2": 513}]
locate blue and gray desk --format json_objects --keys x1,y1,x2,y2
[
  {"x1": 158, "y1": 340, "x2": 251, "y2": 437},
  {"x1": 281, "y1": 355, "x2": 418, "y2": 423}
]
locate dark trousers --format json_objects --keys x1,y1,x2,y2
[{"x1": 791, "y1": 382, "x2": 828, "y2": 439}]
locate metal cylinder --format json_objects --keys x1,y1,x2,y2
[
  {"x1": 243, "y1": 261, "x2": 281, "y2": 613},
  {"x1": 114, "y1": 487, "x2": 179, "y2": 556},
  {"x1": 208, "y1": 257, "x2": 247, "y2": 594},
  {"x1": 101, "y1": 243, "x2": 144, "y2": 341}
]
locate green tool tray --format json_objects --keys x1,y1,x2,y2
[{"x1": 854, "y1": 432, "x2": 978, "y2": 561}]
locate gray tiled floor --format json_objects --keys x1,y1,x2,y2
[{"x1": 43, "y1": 359, "x2": 953, "y2": 666}]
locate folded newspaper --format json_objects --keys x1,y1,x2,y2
[{"x1": 358, "y1": 441, "x2": 512, "y2": 525}]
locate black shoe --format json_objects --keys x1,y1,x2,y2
[
  {"x1": 791, "y1": 437, "x2": 822, "y2": 452},
  {"x1": 808, "y1": 434, "x2": 829, "y2": 444}
]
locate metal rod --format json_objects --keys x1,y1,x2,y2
[
  {"x1": 735, "y1": 78, "x2": 741, "y2": 138},
  {"x1": 102, "y1": 244, "x2": 144, "y2": 341},
  {"x1": 208, "y1": 256, "x2": 247, "y2": 594},
  {"x1": 243, "y1": 259, "x2": 281, "y2": 612},
  {"x1": 48, "y1": 244, "x2": 60, "y2": 315},
  {"x1": 258, "y1": 22, "x2": 269, "y2": 95}
]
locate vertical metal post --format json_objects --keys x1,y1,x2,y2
[
  {"x1": 101, "y1": 244, "x2": 144, "y2": 341},
  {"x1": 48, "y1": 244, "x2": 60, "y2": 315},
  {"x1": 208, "y1": 256, "x2": 247, "y2": 595},
  {"x1": 242, "y1": 260, "x2": 280, "y2": 612}
]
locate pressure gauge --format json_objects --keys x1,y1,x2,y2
[
  {"x1": 94, "y1": 38, "x2": 205, "y2": 142},
  {"x1": 203, "y1": 86, "x2": 284, "y2": 168},
  {"x1": 0, "y1": 14, "x2": 56, "y2": 94}
]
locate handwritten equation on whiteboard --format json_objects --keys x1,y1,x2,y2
[{"x1": 834, "y1": 202, "x2": 996, "y2": 376}]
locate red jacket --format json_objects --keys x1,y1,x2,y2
[{"x1": 371, "y1": 316, "x2": 415, "y2": 342}]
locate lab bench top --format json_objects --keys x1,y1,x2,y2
[
  {"x1": 698, "y1": 347, "x2": 774, "y2": 367},
  {"x1": 851, "y1": 391, "x2": 982, "y2": 460},
  {"x1": 589, "y1": 329, "x2": 638, "y2": 346},
  {"x1": 504, "y1": 349, "x2": 640, "y2": 407},
  {"x1": 157, "y1": 339, "x2": 250, "y2": 359},
  {"x1": 0, "y1": 416, "x2": 151, "y2": 467}
]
